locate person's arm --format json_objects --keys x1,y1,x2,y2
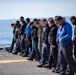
[
  {"x1": 13, "y1": 26, "x2": 16, "y2": 34},
  {"x1": 33, "y1": 28, "x2": 38, "y2": 39},
  {"x1": 20, "y1": 22, "x2": 27, "y2": 35},
  {"x1": 73, "y1": 26, "x2": 76, "y2": 43},
  {"x1": 74, "y1": 26, "x2": 76, "y2": 39},
  {"x1": 51, "y1": 27, "x2": 57, "y2": 46},
  {"x1": 56, "y1": 29, "x2": 59, "y2": 44},
  {"x1": 61, "y1": 24, "x2": 72, "y2": 41},
  {"x1": 26, "y1": 26, "x2": 32, "y2": 39},
  {"x1": 26, "y1": 26, "x2": 29, "y2": 39},
  {"x1": 44, "y1": 26, "x2": 50, "y2": 44}
]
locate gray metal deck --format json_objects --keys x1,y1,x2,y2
[{"x1": 0, "y1": 50, "x2": 58, "y2": 75}]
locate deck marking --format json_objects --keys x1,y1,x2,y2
[{"x1": 0, "y1": 59, "x2": 29, "y2": 64}]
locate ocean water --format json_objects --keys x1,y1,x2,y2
[
  {"x1": 0, "y1": 17, "x2": 74, "y2": 47},
  {"x1": 0, "y1": 19, "x2": 17, "y2": 47}
]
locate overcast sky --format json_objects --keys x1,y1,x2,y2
[{"x1": 0, "y1": 0, "x2": 76, "y2": 20}]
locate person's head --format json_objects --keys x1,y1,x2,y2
[
  {"x1": 34, "y1": 21, "x2": 40, "y2": 28},
  {"x1": 15, "y1": 23, "x2": 20, "y2": 28},
  {"x1": 48, "y1": 17, "x2": 53, "y2": 21},
  {"x1": 55, "y1": 16, "x2": 59, "y2": 21},
  {"x1": 11, "y1": 23, "x2": 15, "y2": 27},
  {"x1": 38, "y1": 19, "x2": 40, "y2": 22},
  {"x1": 55, "y1": 16, "x2": 65, "y2": 27},
  {"x1": 16, "y1": 20, "x2": 20, "y2": 25},
  {"x1": 70, "y1": 16, "x2": 76, "y2": 25},
  {"x1": 37, "y1": 19, "x2": 41, "y2": 25},
  {"x1": 48, "y1": 18, "x2": 55, "y2": 27},
  {"x1": 41, "y1": 18, "x2": 47, "y2": 26},
  {"x1": 20, "y1": 16, "x2": 24, "y2": 22},
  {"x1": 33, "y1": 18, "x2": 38, "y2": 23},
  {"x1": 26, "y1": 18, "x2": 30, "y2": 24},
  {"x1": 63, "y1": 17, "x2": 65, "y2": 21},
  {"x1": 15, "y1": 20, "x2": 20, "y2": 28},
  {"x1": 29, "y1": 22, "x2": 34, "y2": 28}
]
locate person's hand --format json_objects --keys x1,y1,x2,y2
[
  {"x1": 11, "y1": 25, "x2": 15, "y2": 28},
  {"x1": 59, "y1": 39, "x2": 63, "y2": 43},
  {"x1": 18, "y1": 36, "x2": 20, "y2": 39},
  {"x1": 25, "y1": 38, "x2": 28, "y2": 41},
  {"x1": 39, "y1": 29, "x2": 41, "y2": 32},
  {"x1": 43, "y1": 43, "x2": 47, "y2": 47},
  {"x1": 31, "y1": 37, "x2": 33, "y2": 40},
  {"x1": 72, "y1": 40, "x2": 76, "y2": 44},
  {"x1": 18, "y1": 36, "x2": 21, "y2": 40},
  {"x1": 52, "y1": 45, "x2": 56, "y2": 48}
]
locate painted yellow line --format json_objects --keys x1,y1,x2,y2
[{"x1": 0, "y1": 59, "x2": 29, "y2": 64}]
